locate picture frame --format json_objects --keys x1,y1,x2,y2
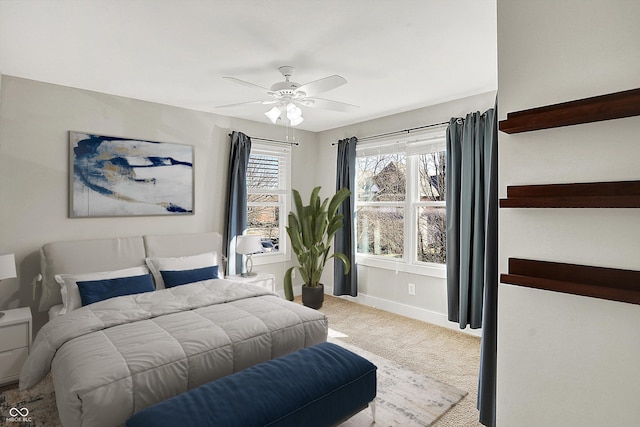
[{"x1": 69, "y1": 131, "x2": 194, "y2": 217}]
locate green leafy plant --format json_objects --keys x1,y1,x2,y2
[{"x1": 283, "y1": 186, "x2": 351, "y2": 301}]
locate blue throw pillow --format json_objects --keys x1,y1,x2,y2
[
  {"x1": 160, "y1": 265, "x2": 219, "y2": 288},
  {"x1": 77, "y1": 274, "x2": 155, "y2": 306}
]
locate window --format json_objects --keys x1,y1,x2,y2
[
  {"x1": 355, "y1": 127, "x2": 447, "y2": 273},
  {"x1": 416, "y1": 150, "x2": 446, "y2": 264},
  {"x1": 356, "y1": 152, "x2": 406, "y2": 258},
  {"x1": 246, "y1": 142, "x2": 291, "y2": 259}
]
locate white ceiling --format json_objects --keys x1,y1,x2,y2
[{"x1": 0, "y1": 0, "x2": 497, "y2": 132}]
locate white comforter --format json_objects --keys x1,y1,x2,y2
[{"x1": 20, "y1": 280, "x2": 328, "y2": 427}]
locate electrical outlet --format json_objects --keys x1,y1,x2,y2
[
  {"x1": 408, "y1": 283, "x2": 416, "y2": 295},
  {"x1": 291, "y1": 269, "x2": 296, "y2": 279}
]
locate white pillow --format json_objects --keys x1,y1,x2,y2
[
  {"x1": 145, "y1": 251, "x2": 224, "y2": 290},
  {"x1": 55, "y1": 265, "x2": 150, "y2": 315}
]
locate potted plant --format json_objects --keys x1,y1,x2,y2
[{"x1": 283, "y1": 186, "x2": 351, "y2": 309}]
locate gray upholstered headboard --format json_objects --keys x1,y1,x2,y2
[{"x1": 38, "y1": 232, "x2": 223, "y2": 312}]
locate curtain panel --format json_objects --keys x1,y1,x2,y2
[
  {"x1": 478, "y1": 107, "x2": 498, "y2": 427},
  {"x1": 334, "y1": 136, "x2": 358, "y2": 296},
  {"x1": 224, "y1": 131, "x2": 252, "y2": 275},
  {"x1": 445, "y1": 108, "x2": 497, "y2": 426}
]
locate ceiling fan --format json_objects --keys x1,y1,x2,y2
[{"x1": 219, "y1": 66, "x2": 358, "y2": 126}]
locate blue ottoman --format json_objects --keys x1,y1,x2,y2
[{"x1": 126, "y1": 341, "x2": 377, "y2": 427}]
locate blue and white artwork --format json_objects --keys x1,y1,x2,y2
[{"x1": 70, "y1": 132, "x2": 194, "y2": 217}]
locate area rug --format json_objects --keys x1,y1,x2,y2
[
  {"x1": 329, "y1": 330, "x2": 467, "y2": 426},
  {"x1": 0, "y1": 374, "x2": 57, "y2": 427},
  {"x1": 1, "y1": 337, "x2": 465, "y2": 427}
]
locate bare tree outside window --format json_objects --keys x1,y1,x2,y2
[
  {"x1": 247, "y1": 197, "x2": 279, "y2": 251},
  {"x1": 246, "y1": 150, "x2": 289, "y2": 253},
  {"x1": 417, "y1": 151, "x2": 446, "y2": 264},
  {"x1": 355, "y1": 144, "x2": 446, "y2": 266},
  {"x1": 356, "y1": 153, "x2": 406, "y2": 258},
  {"x1": 419, "y1": 152, "x2": 446, "y2": 202}
]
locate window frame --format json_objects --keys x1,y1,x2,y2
[
  {"x1": 246, "y1": 142, "x2": 292, "y2": 265},
  {"x1": 354, "y1": 127, "x2": 447, "y2": 278}
]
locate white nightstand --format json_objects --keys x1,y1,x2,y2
[
  {"x1": 0, "y1": 307, "x2": 32, "y2": 385},
  {"x1": 227, "y1": 272, "x2": 276, "y2": 293}
]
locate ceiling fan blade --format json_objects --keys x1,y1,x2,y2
[
  {"x1": 303, "y1": 97, "x2": 359, "y2": 112},
  {"x1": 214, "y1": 100, "x2": 270, "y2": 109},
  {"x1": 294, "y1": 75, "x2": 347, "y2": 97},
  {"x1": 222, "y1": 76, "x2": 271, "y2": 93}
]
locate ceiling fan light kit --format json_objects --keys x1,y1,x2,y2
[
  {"x1": 264, "y1": 102, "x2": 304, "y2": 126},
  {"x1": 222, "y1": 66, "x2": 358, "y2": 127},
  {"x1": 286, "y1": 102, "x2": 303, "y2": 125},
  {"x1": 265, "y1": 106, "x2": 282, "y2": 124}
]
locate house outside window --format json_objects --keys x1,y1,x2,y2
[
  {"x1": 356, "y1": 152, "x2": 406, "y2": 258},
  {"x1": 246, "y1": 142, "x2": 291, "y2": 261},
  {"x1": 355, "y1": 126, "x2": 447, "y2": 276}
]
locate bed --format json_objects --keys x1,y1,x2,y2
[{"x1": 19, "y1": 232, "x2": 328, "y2": 427}]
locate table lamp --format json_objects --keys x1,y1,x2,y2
[
  {"x1": 0, "y1": 253, "x2": 17, "y2": 319},
  {"x1": 236, "y1": 235, "x2": 263, "y2": 277}
]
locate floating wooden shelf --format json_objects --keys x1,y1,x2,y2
[
  {"x1": 500, "y1": 180, "x2": 640, "y2": 208},
  {"x1": 500, "y1": 258, "x2": 640, "y2": 305},
  {"x1": 499, "y1": 87, "x2": 640, "y2": 134}
]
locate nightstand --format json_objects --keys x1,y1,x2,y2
[
  {"x1": 0, "y1": 307, "x2": 32, "y2": 385},
  {"x1": 227, "y1": 272, "x2": 276, "y2": 293}
]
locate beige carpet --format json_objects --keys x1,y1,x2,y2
[
  {"x1": 319, "y1": 295, "x2": 483, "y2": 427},
  {"x1": 1, "y1": 295, "x2": 481, "y2": 426}
]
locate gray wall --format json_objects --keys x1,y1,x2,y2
[
  {"x1": 0, "y1": 74, "x2": 494, "y2": 337},
  {"x1": 0, "y1": 75, "x2": 317, "y2": 332},
  {"x1": 317, "y1": 91, "x2": 495, "y2": 334},
  {"x1": 497, "y1": 0, "x2": 640, "y2": 424}
]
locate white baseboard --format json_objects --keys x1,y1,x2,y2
[
  {"x1": 278, "y1": 284, "x2": 480, "y2": 338},
  {"x1": 325, "y1": 286, "x2": 481, "y2": 337}
]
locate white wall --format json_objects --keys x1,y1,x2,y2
[
  {"x1": 317, "y1": 92, "x2": 495, "y2": 334},
  {"x1": 497, "y1": 1, "x2": 640, "y2": 425},
  {"x1": 0, "y1": 75, "x2": 318, "y2": 332}
]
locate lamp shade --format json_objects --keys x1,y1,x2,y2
[
  {"x1": 265, "y1": 103, "x2": 304, "y2": 126},
  {"x1": 0, "y1": 254, "x2": 17, "y2": 280},
  {"x1": 289, "y1": 115, "x2": 304, "y2": 126},
  {"x1": 236, "y1": 235, "x2": 263, "y2": 255},
  {"x1": 265, "y1": 106, "x2": 281, "y2": 124}
]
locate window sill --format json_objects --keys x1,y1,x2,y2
[
  {"x1": 252, "y1": 252, "x2": 290, "y2": 266},
  {"x1": 356, "y1": 255, "x2": 446, "y2": 279}
]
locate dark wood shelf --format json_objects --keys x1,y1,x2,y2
[
  {"x1": 500, "y1": 258, "x2": 640, "y2": 305},
  {"x1": 499, "y1": 87, "x2": 640, "y2": 134},
  {"x1": 500, "y1": 180, "x2": 640, "y2": 208}
]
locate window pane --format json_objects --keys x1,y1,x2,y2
[
  {"x1": 248, "y1": 194, "x2": 278, "y2": 203},
  {"x1": 357, "y1": 206, "x2": 404, "y2": 258},
  {"x1": 247, "y1": 205, "x2": 280, "y2": 252},
  {"x1": 419, "y1": 151, "x2": 446, "y2": 201},
  {"x1": 417, "y1": 206, "x2": 446, "y2": 264},
  {"x1": 357, "y1": 153, "x2": 406, "y2": 202},
  {"x1": 247, "y1": 154, "x2": 279, "y2": 190}
]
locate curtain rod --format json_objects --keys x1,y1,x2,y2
[
  {"x1": 331, "y1": 120, "x2": 450, "y2": 146},
  {"x1": 228, "y1": 133, "x2": 299, "y2": 146}
]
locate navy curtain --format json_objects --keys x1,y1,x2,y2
[
  {"x1": 445, "y1": 108, "x2": 498, "y2": 426},
  {"x1": 224, "y1": 131, "x2": 251, "y2": 275},
  {"x1": 334, "y1": 136, "x2": 358, "y2": 296}
]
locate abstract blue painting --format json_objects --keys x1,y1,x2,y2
[{"x1": 70, "y1": 132, "x2": 194, "y2": 217}]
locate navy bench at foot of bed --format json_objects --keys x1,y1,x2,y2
[{"x1": 126, "y1": 341, "x2": 377, "y2": 427}]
